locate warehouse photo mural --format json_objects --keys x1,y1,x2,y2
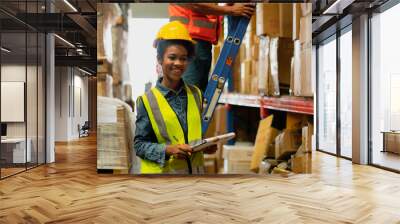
[{"x1": 96, "y1": 3, "x2": 314, "y2": 175}]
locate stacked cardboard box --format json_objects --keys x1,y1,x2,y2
[
  {"x1": 214, "y1": 3, "x2": 312, "y2": 96},
  {"x1": 291, "y1": 3, "x2": 313, "y2": 97},
  {"x1": 230, "y1": 44, "x2": 246, "y2": 93},
  {"x1": 240, "y1": 16, "x2": 259, "y2": 95},
  {"x1": 255, "y1": 3, "x2": 297, "y2": 96},
  {"x1": 223, "y1": 143, "x2": 254, "y2": 174},
  {"x1": 97, "y1": 96, "x2": 136, "y2": 174},
  {"x1": 251, "y1": 113, "x2": 313, "y2": 174}
]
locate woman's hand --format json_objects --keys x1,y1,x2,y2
[
  {"x1": 166, "y1": 144, "x2": 193, "y2": 159},
  {"x1": 203, "y1": 144, "x2": 218, "y2": 154}
]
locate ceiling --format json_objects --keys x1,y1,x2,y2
[
  {"x1": 0, "y1": 0, "x2": 97, "y2": 74},
  {"x1": 312, "y1": 0, "x2": 390, "y2": 43}
]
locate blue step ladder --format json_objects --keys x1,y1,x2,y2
[{"x1": 201, "y1": 15, "x2": 251, "y2": 135}]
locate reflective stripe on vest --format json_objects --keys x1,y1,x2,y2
[
  {"x1": 186, "y1": 84, "x2": 202, "y2": 113},
  {"x1": 169, "y1": 4, "x2": 222, "y2": 44},
  {"x1": 170, "y1": 16, "x2": 189, "y2": 25},
  {"x1": 140, "y1": 84, "x2": 203, "y2": 174}
]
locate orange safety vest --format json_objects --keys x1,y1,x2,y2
[{"x1": 168, "y1": 4, "x2": 223, "y2": 44}]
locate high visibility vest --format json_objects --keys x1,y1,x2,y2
[
  {"x1": 168, "y1": 4, "x2": 222, "y2": 44},
  {"x1": 140, "y1": 84, "x2": 204, "y2": 174}
]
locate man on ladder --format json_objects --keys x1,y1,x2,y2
[{"x1": 168, "y1": 3, "x2": 255, "y2": 92}]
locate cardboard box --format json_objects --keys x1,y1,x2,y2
[
  {"x1": 251, "y1": 115, "x2": 280, "y2": 172},
  {"x1": 204, "y1": 112, "x2": 217, "y2": 138},
  {"x1": 291, "y1": 153, "x2": 312, "y2": 173},
  {"x1": 275, "y1": 129, "x2": 302, "y2": 160},
  {"x1": 290, "y1": 56, "x2": 295, "y2": 94},
  {"x1": 214, "y1": 104, "x2": 228, "y2": 135},
  {"x1": 252, "y1": 43, "x2": 259, "y2": 61},
  {"x1": 256, "y1": 4, "x2": 280, "y2": 37},
  {"x1": 223, "y1": 143, "x2": 254, "y2": 174},
  {"x1": 299, "y1": 42, "x2": 313, "y2": 96},
  {"x1": 279, "y1": 4, "x2": 293, "y2": 38},
  {"x1": 254, "y1": 35, "x2": 260, "y2": 45},
  {"x1": 239, "y1": 43, "x2": 246, "y2": 61},
  {"x1": 223, "y1": 143, "x2": 254, "y2": 161},
  {"x1": 232, "y1": 60, "x2": 241, "y2": 93},
  {"x1": 251, "y1": 75, "x2": 259, "y2": 95},
  {"x1": 244, "y1": 33, "x2": 252, "y2": 59},
  {"x1": 252, "y1": 60, "x2": 258, "y2": 78},
  {"x1": 302, "y1": 123, "x2": 314, "y2": 153},
  {"x1": 249, "y1": 16, "x2": 256, "y2": 32},
  {"x1": 278, "y1": 38, "x2": 294, "y2": 86},
  {"x1": 301, "y1": 3, "x2": 312, "y2": 16},
  {"x1": 293, "y1": 4, "x2": 302, "y2": 40},
  {"x1": 299, "y1": 13, "x2": 312, "y2": 44},
  {"x1": 211, "y1": 45, "x2": 221, "y2": 69},
  {"x1": 293, "y1": 40, "x2": 313, "y2": 97},
  {"x1": 269, "y1": 37, "x2": 280, "y2": 96},
  {"x1": 241, "y1": 60, "x2": 252, "y2": 94},
  {"x1": 214, "y1": 105, "x2": 228, "y2": 168},
  {"x1": 232, "y1": 44, "x2": 246, "y2": 93},
  {"x1": 258, "y1": 36, "x2": 270, "y2": 94},
  {"x1": 286, "y1": 112, "x2": 306, "y2": 130},
  {"x1": 292, "y1": 40, "x2": 301, "y2": 95}
]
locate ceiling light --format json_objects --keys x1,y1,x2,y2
[
  {"x1": 63, "y1": 0, "x2": 78, "y2": 12},
  {"x1": 1, "y1": 47, "x2": 11, "y2": 53},
  {"x1": 54, "y1": 34, "x2": 75, "y2": 48},
  {"x1": 78, "y1": 67, "x2": 92, "y2": 76}
]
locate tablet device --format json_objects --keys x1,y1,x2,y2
[{"x1": 190, "y1": 132, "x2": 236, "y2": 152}]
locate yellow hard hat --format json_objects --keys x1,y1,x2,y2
[{"x1": 154, "y1": 21, "x2": 195, "y2": 47}]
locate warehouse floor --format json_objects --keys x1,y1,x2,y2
[{"x1": 0, "y1": 135, "x2": 399, "y2": 223}]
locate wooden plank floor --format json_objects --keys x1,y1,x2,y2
[{"x1": 1, "y1": 135, "x2": 400, "y2": 223}]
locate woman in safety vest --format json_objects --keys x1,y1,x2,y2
[{"x1": 134, "y1": 21, "x2": 217, "y2": 174}]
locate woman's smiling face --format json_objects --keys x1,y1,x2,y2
[{"x1": 160, "y1": 45, "x2": 188, "y2": 82}]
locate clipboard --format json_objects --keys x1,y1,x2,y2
[{"x1": 190, "y1": 132, "x2": 236, "y2": 152}]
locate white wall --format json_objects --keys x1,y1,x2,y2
[
  {"x1": 128, "y1": 18, "x2": 168, "y2": 101},
  {"x1": 1, "y1": 65, "x2": 34, "y2": 138},
  {"x1": 54, "y1": 67, "x2": 89, "y2": 141},
  {"x1": 1, "y1": 64, "x2": 46, "y2": 164}
]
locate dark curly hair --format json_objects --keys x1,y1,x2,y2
[{"x1": 156, "y1": 39, "x2": 195, "y2": 62}]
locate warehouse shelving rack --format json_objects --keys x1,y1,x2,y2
[{"x1": 219, "y1": 93, "x2": 314, "y2": 115}]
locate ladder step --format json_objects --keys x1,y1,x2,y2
[{"x1": 202, "y1": 16, "x2": 251, "y2": 134}]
